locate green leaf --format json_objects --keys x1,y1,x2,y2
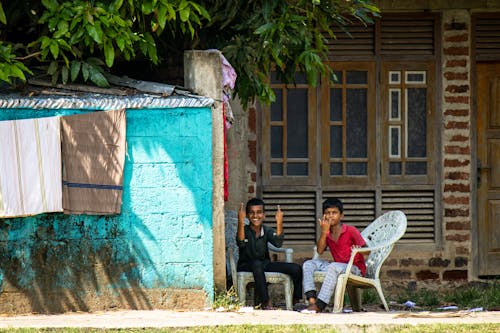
[
  {"x1": 47, "y1": 61, "x2": 58, "y2": 75},
  {"x1": 82, "y1": 62, "x2": 90, "y2": 81},
  {"x1": 179, "y1": 0, "x2": 190, "y2": 22},
  {"x1": 104, "y1": 39, "x2": 115, "y2": 67},
  {"x1": 157, "y1": 3, "x2": 168, "y2": 29},
  {"x1": 0, "y1": 2, "x2": 6, "y2": 25},
  {"x1": 89, "y1": 67, "x2": 109, "y2": 87},
  {"x1": 86, "y1": 24, "x2": 102, "y2": 43},
  {"x1": 110, "y1": 0, "x2": 124, "y2": 11},
  {"x1": 87, "y1": 57, "x2": 105, "y2": 66},
  {"x1": 41, "y1": 0, "x2": 59, "y2": 11},
  {"x1": 61, "y1": 65, "x2": 69, "y2": 84},
  {"x1": 10, "y1": 65, "x2": 26, "y2": 81},
  {"x1": 53, "y1": 21, "x2": 69, "y2": 39},
  {"x1": 141, "y1": 1, "x2": 154, "y2": 15},
  {"x1": 49, "y1": 40, "x2": 59, "y2": 59},
  {"x1": 51, "y1": 69, "x2": 59, "y2": 85},
  {"x1": 70, "y1": 61, "x2": 81, "y2": 81}
]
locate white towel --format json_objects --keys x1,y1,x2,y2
[{"x1": 0, "y1": 116, "x2": 62, "y2": 217}]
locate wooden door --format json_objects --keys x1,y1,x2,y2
[{"x1": 477, "y1": 63, "x2": 500, "y2": 276}]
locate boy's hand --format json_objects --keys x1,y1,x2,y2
[
  {"x1": 319, "y1": 216, "x2": 330, "y2": 234},
  {"x1": 237, "y1": 202, "x2": 245, "y2": 240},
  {"x1": 275, "y1": 205, "x2": 283, "y2": 235},
  {"x1": 238, "y1": 202, "x2": 246, "y2": 223},
  {"x1": 275, "y1": 205, "x2": 283, "y2": 225}
]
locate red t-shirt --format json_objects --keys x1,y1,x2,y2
[{"x1": 325, "y1": 224, "x2": 367, "y2": 276}]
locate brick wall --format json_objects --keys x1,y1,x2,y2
[{"x1": 440, "y1": 10, "x2": 472, "y2": 281}]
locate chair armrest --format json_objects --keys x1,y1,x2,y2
[
  {"x1": 312, "y1": 245, "x2": 330, "y2": 260},
  {"x1": 268, "y1": 242, "x2": 294, "y2": 263}
]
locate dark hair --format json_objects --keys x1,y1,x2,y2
[
  {"x1": 322, "y1": 197, "x2": 343, "y2": 213},
  {"x1": 246, "y1": 197, "x2": 265, "y2": 214}
]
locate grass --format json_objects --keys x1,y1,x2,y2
[
  {"x1": 0, "y1": 325, "x2": 499, "y2": 333},
  {"x1": 387, "y1": 280, "x2": 500, "y2": 311}
]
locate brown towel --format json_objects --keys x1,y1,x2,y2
[{"x1": 61, "y1": 109, "x2": 126, "y2": 214}]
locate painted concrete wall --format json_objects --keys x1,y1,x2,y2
[{"x1": 0, "y1": 105, "x2": 213, "y2": 314}]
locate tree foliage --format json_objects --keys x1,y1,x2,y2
[{"x1": 0, "y1": 0, "x2": 379, "y2": 108}]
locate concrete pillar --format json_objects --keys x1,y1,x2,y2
[{"x1": 184, "y1": 50, "x2": 226, "y2": 293}]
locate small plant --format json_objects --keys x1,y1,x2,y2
[
  {"x1": 212, "y1": 286, "x2": 242, "y2": 311},
  {"x1": 443, "y1": 281, "x2": 500, "y2": 310}
]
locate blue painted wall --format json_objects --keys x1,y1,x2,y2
[{"x1": 0, "y1": 106, "x2": 213, "y2": 313}]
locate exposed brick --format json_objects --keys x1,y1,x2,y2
[
  {"x1": 444, "y1": 22, "x2": 467, "y2": 31},
  {"x1": 444, "y1": 159, "x2": 470, "y2": 167},
  {"x1": 444, "y1": 145, "x2": 470, "y2": 154},
  {"x1": 443, "y1": 196, "x2": 469, "y2": 205},
  {"x1": 400, "y1": 258, "x2": 425, "y2": 267},
  {"x1": 248, "y1": 107, "x2": 256, "y2": 133},
  {"x1": 250, "y1": 172, "x2": 256, "y2": 182},
  {"x1": 444, "y1": 96, "x2": 470, "y2": 104},
  {"x1": 444, "y1": 208, "x2": 469, "y2": 217},
  {"x1": 445, "y1": 85, "x2": 469, "y2": 93},
  {"x1": 456, "y1": 246, "x2": 469, "y2": 255},
  {"x1": 455, "y1": 257, "x2": 468, "y2": 268},
  {"x1": 444, "y1": 47, "x2": 469, "y2": 56},
  {"x1": 384, "y1": 259, "x2": 397, "y2": 266},
  {"x1": 449, "y1": 134, "x2": 469, "y2": 142},
  {"x1": 446, "y1": 221, "x2": 471, "y2": 231},
  {"x1": 446, "y1": 59, "x2": 467, "y2": 67},
  {"x1": 445, "y1": 233, "x2": 470, "y2": 242},
  {"x1": 443, "y1": 183, "x2": 470, "y2": 193},
  {"x1": 445, "y1": 34, "x2": 468, "y2": 43},
  {"x1": 386, "y1": 270, "x2": 412, "y2": 279},
  {"x1": 248, "y1": 140, "x2": 256, "y2": 164},
  {"x1": 428, "y1": 257, "x2": 450, "y2": 267},
  {"x1": 248, "y1": 186, "x2": 254, "y2": 194},
  {"x1": 444, "y1": 122, "x2": 469, "y2": 130},
  {"x1": 444, "y1": 72, "x2": 468, "y2": 81},
  {"x1": 444, "y1": 109, "x2": 469, "y2": 117},
  {"x1": 416, "y1": 270, "x2": 440, "y2": 280},
  {"x1": 443, "y1": 270, "x2": 468, "y2": 280},
  {"x1": 445, "y1": 171, "x2": 469, "y2": 180}
]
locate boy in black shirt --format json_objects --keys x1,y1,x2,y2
[{"x1": 237, "y1": 198, "x2": 303, "y2": 310}]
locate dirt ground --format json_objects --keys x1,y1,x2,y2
[{"x1": 0, "y1": 308, "x2": 499, "y2": 329}]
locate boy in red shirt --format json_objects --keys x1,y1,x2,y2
[{"x1": 302, "y1": 197, "x2": 366, "y2": 313}]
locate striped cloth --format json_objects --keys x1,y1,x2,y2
[
  {"x1": 61, "y1": 109, "x2": 126, "y2": 215},
  {"x1": 0, "y1": 117, "x2": 62, "y2": 217}
]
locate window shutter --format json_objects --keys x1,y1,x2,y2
[
  {"x1": 380, "y1": 16, "x2": 436, "y2": 56},
  {"x1": 262, "y1": 191, "x2": 317, "y2": 245},
  {"x1": 326, "y1": 23, "x2": 375, "y2": 59},
  {"x1": 474, "y1": 14, "x2": 500, "y2": 61}
]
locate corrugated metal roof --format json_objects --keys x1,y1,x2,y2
[{"x1": 0, "y1": 93, "x2": 214, "y2": 110}]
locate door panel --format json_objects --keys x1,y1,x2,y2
[{"x1": 477, "y1": 63, "x2": 500, "y2": 276}]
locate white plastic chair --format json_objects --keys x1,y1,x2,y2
[
  {"x1": 312, "y1": 210, "x2": 407, "y2": 312},
  {"x1": 228, "y1": 243, "x2": 294, "y2": 310}
]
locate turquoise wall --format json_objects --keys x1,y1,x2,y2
[{"x1": 0, "y1": 106, "x2": 213, "y2": 311}]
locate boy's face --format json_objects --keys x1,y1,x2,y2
[
  {"x1": 247, "y1": 204, "x2": 265, "y2": 228},
  {"x1": 323, "y1": 207, "x2": 343, "y2": 226}
]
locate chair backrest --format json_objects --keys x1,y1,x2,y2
[
  {"x1": 361, "y1": 210, "x2": 407, "y2": 279},
  {"x1": 228, "y1": 247, "x2": 238, "y2": 288}
]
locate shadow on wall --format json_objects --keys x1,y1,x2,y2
[{"x1": 0, "y1": 106, "x2": 213, "y2": 314}]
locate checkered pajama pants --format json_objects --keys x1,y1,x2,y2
[{"x1": 302, "y1": 259, "x2": 361, "y2": 304}]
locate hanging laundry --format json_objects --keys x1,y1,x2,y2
[
  {"x1": 0, "y1": 116, "x2": 62, "y2": 217},
  {"x1": 61, "y1": 108, "x2": 126, "y2": 215}
]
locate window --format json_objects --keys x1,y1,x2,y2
[{"x1": 260, "y1": 13, "x2": 440, "y2": 245}]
